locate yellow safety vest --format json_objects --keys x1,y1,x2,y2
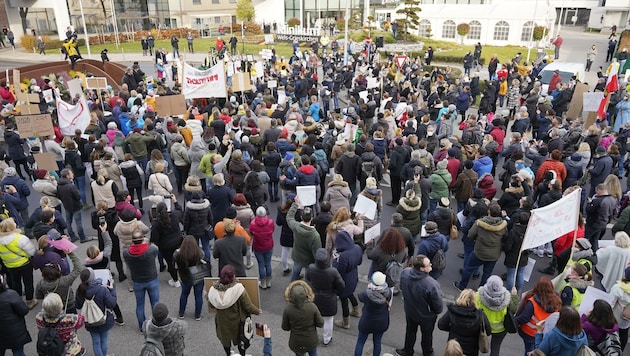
[
  {"x1": 477, "y1": 292, "x2": 507, "y2": 334},
  {"x1": 564, "y1": 283, "x2": 586, "y2": 309},
  {"x1": 0, "y1": 235, "x2": 30, "y2": 268}
]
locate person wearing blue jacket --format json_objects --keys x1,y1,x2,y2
[
  {"x1": 332, "y1": 230, "x2": 362, "y2": 330},
  {"x1": 75, "y1": 267, "x2": 118, "y2": 356},
  {"x1": 534, "y1": 306, "x2": 588, "y2": 356},
  {"x1": 308, "y1": 96, "x2": 321, "y2": 122},
  {"x1": 416, "y1": 221, "x2": 449, "y2": 280},
  {"x1": 1, "y1": 167, "x2": 30, "y2": 225},
  {"x1": 472, "y1": 147, "x2": 493, "y2": 177}
]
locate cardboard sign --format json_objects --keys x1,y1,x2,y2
[
  {"x1": 18, "y1": 104, "x2": 41, "y2": 115},
  {"x1": 15, "y1": 91, "x2": 40, "y2": 104},
  {"x1": 86, "y1": 77, "x2": 108, "y2": 89},
  {"x1": 565, "y1": 82, "x2": 589, "y2": 120},
  {"x1": 67, "y1": 78, "x2": 83, "y2": 98},
  {"x1": 583, "y1": 92, "x2": 604, "y2": 112},
  {"x1": 155, "y1": 94, "x2": 187, "y2": 116},
  {"x1": 15, "y1": 114, "x2": 54, "y2": 138},
  {"x1": 204, "y1": 277, "x2": 261, "y2": 312},
  {"x1": 12, "y1": 69, "x2": 20, "y2": 89},
  {"x1": 34, "y1": 152, "x2": 59, "y2": 171},
  {"x1": 232, "y1": 72, "x2": 252, "y2": 92}
]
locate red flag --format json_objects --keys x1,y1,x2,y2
[
  {"x1": 606, "y1": 73, "x2": 619, "y2": 93},
  {"x1": 597, "y1": 96, "x2": 607, "y2": 118}
]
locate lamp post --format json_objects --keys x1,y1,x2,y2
[
  {"x1": 343, "y1": 0, "x2": 349, "y2": 65},
  {"x1": 78, "y1": 0, "x2": 91, "y2": 58},
  {"x1": 526, "y1": 0, "x2": 539, "y2": 64},
  {"x1": 109, "y1": 0, "x2": 120, "y2": 48}
]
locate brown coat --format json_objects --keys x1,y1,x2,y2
[{"x1": 453, "y1": 169, "x2": 478, "y2": 202}]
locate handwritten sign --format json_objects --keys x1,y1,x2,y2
[
  {"x1": 232, "y1": 72, "x2": 252, "y2": 92},
  {"x1": 578, "y1": 286, "x2": 616, "y2": 316},
  {"x1": 67, "y1": 78, "x2": 83, "y2": 98},
  {"x1": 86, "y1": 77, "x2": 108, "y2": 89},
  {"x1": 353, "y1": 194, "x2": 377, "y2": 220},
  {"x1": 34, "y1": 152, "x2": 59, "y2": 171},
  {"x1": 521, "y1": 188, "x2": 580, "y2": 251},
  {"x1": 296, "y1": 185, "x2": 317, "y2": 206},
  {"x1": 15, "y1": 114, "x2": 54, "y2": 138},
  {"x1": 583, "y1": 92, "x2": 604, "y2": 112},
  {"x1": 155, "y1": 94, "x2": 187, "y2": 117},
  {"x1": 364, "y1": 223, "x2": 381, "y2": 244}
]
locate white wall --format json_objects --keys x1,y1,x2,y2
[
  {"x1": 255, "y1": 0, "x2": 285, "y2": 26},
  {"x1": 5, "y1": 0, "x2": 71, "y2": 40}
]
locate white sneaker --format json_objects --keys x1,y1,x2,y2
[{"x1": 168, "y1": 279, "x2": 181, "y2": 288}]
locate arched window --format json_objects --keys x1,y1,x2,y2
[
  {"x1": 468, "y1": 20, "x2": 481, "y2": 40},
  {"x1": 442, "y1": 20, "x2": 456, "y2": 39},
  {"x1": 521, "y1": 21, "x2": 535, "y2": 42},
  {"x1": 493, "y1": 21, "x2": 510, "y2": 41},
  {"x1": 418, "y1": 19, "x2": 432, "y2": 37}
]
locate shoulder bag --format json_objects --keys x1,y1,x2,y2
[
  {"x1": 188, "y1": 259, "x2": 211, "y2": 285},
  {"x1": 478, "y1": 310, "x2": 490, "y2": 353}
]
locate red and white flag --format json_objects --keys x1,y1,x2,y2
[
  {"x1": 56, "y1": 95, "x2": 91, "y2": 136},
  {"x1": 606, "y1": 72, "x2": 619, "y2": 93}
]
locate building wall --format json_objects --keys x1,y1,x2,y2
[
  {"x1": 0, "y1": 0, "x2": 8, "y2": 29},
  {"x1": 169, "y1": 0, "x2": 237, "y2": 29}
]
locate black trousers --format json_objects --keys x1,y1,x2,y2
[{"x1": 391, "y1": 175, "x2": 402, "y2": 203}]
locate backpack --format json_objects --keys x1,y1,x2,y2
[
  {"x1": 37, "y1": 319, "x2": 65, "y2": 356},
  {"x1": 596, "y1": 331, "x2": 622, "y2": 356},
  {"x1": 139, "y1": 324, "x2": 165, "y2": 356},
  {"x1": 79, "y1": 296, "x2": 106, "y2": 327},
  {"x1": 361, "y1": 160, "x2": 375, "y2": 178},
  {"x1": 576, "y1": 345, "x2": 597, "y2": 356},
  {"x1": 418, "y1": 153, "x2": 432, "y2": 173},
  {"x1": 385, "y1": 257, "x2": 404, "y2": 287},
  {"x1": 431, "y1": 248, "x2": 446, "y2": 270},
  {"x1": 242, "y1": 150, "x2": 252, "y2": 165},
  {"x1": 0, "y1": 195, "x2": 10, "y2": 221}
]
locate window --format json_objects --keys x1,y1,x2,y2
[
  {"x1": 418, "y1": 19, "x2": 431, "y2": 37},
  {"x1": 193, "y1": 0, "x2": 201, "y2": 4},
  {"x1": 521, "y1": 21, "x2": 534, "y2": 41},
  {"x1": 442, "y1": 20, "x2": 456, "y2": 39},
  {"x1": 212, "y1": 0, "x2": 219, "y2": 3},
  {"x1": 469, "y1": 20, "x2": 481, "y2": 40},
  {"x1": 493, "y1": 21, "x2": 509, "y2": 41}
]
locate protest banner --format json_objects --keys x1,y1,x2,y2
[
  {"x1": 15, "y1": 114, "x2": 54, "y2": 138},
  {"x1": 66, "y1": 78, "x2": 83, "y2": 98},
  {"x1": 56, "y1": 95, "x2": 91, "y2": 136},
  {"x1": 183, "y1": 62, "x2": 227, "y2": 99}
]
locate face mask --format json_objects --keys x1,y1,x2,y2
[{"x1": 427, "y1": 131, "x2": 434, "y2": 136}]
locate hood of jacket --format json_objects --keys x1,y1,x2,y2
[
  {"x1": 208, "y1": 282, "x2": 245, "y2": 309},
  {"x1": 285, "y1": 281, "x2": 313, "y2": 309},
  {"x1": 314, "y1": 248, "x2": 330, "y2": 269},
  {"x1": 116, "y1": 218, "x2": 140, "y2": 236},
  {"x1": 478, "y1": 285, "x2": 511, "y2": 311},
  {"x1": 547, "y1": 327, "x2": 588, "y2": 348},
  {"x1": 58, "y1": 177, "x2": 73, "y2": 187},
  {"x1": 566, "y1": 277, "x2": 594, "y2": 292},
  {"x1": 186, "y1": 199, "x2": 210, "y2": 210},
  {"x1": 479, "y1": 173, "x2": 494, "y2": 188},
  {"x1": 253, "y1": 215, "x2": 271, "y2": 228},
  {"x1": 119, "y1": 160, "x2": 137, "y2": 169},
  {"x1": 447, "y1": 303, "x2": 480, "y2": 322},
  {"x1": 477, "y1": 216, "x2": 507, "y2": 232},
  {"x1": 505, "y1": 185, "x2": 524, "y2": 195},
  {"x1": 366, "y1": 287, "x2": 392, "y2": 305},
  {"x1": 335, "y1": 231, "x2": 355, "y2": 252},
  {"x1": 398, "y1": 196, "x2": 421, "y2": 211},
  {"x1": 361, "y1": 151, "x2": 377, "y2": 162},
  {"x1": 146, "y1": 318, "x2": 182, "y2": 339},
  {"x1": 328, "y1": 179, "x2": 349, "y2": 188},
  {"x1": 298, "y1": 164, "x2": 316, "y2": 175},
  {"x1": 343, "y1": 151, "x2": 356, "y2": 158}
]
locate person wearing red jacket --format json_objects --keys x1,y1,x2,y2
[
  {"x1": 547, "y1": 70, "x2": 562, "y2": 94},
  {"x1": 539, "y1": 212, "x2": 585, "y2": 275},
  {"x1": 535, "y1": 150, "x2": 567, "y2": 185},
  {"x1": 249, "y1": 206, "x2": 275, "y2": 289}
]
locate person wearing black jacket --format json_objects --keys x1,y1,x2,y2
[
  {"x1": 58, "y1": 168, "x2": 92, "y2": 243},
  {"x1": 387, "y1": 138, "x2": 410, "y2": 206},
  {"x1": 183, "y1": 191, "x2": 213, "y2": 261},
  {"x1": 335, "y1": 144, "x2": 361, "y2": 204},
  {"x1": 151, "y1": 201, "x2": 183, "y2": 287},
  {"x1": 503, "y1": 212, "x2": 530, "y2": 291}
]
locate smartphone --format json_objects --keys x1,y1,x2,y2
[
  {"x1": 255, "y1": 323, "x2": 264, "y2": 337},
  {"x1": 98, "y1": 216, "x2": 106, "y2": 225}
]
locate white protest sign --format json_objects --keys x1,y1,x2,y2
[
  {"x1": 522, "y1": 257, "x2": 536, "y2": 282},
  {"x1": 358, "y1": 90, "x2": 368, "y2": 101},
  {"x1": 364, "y1": 223, "x2": 381, "y2": 244},
  {"x1": 343, "y1": 124, "x2": 357, "y2": 141},
  {"x1": 66, "y1": 78, "x2": 83, "y2": 98},
  {"x1": 93, "y1": 269, "x2": 112, "y2": 286},
  {"x1": 278, "y1": 90, "x2": 287, "y2": 105},
  {"x1": 456, "y1": 210, "x2": 466, "y2": 227},
  {"x1": 353, "y1": 194, "x2": 377, "y2": 220},
  {"x1": 521, "y1": 188, "x2": 580, "y2": 251},
  {"x1": 267, "y1": 80, "x2": 277, "y2": 89},
  {"x1": 296, "y1": 185, "x2": 317, "y2": 206},
  {"x1": 583, "y1": 92, "x2": 605, "y2": 112},
  {"x1": 578, "y1": 286, "x2": 616, "y2": 316},
  {"x1": 367, "y1": 76, "x2": 380, "y2": 89},
  {"x1": 42, "y1": 89, "x2": 54, "y2": 103},
  {"x1": 182, "y1": 62, "x2": 227, "y2": 99}
]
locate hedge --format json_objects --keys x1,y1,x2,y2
[{"x1": 381, "y1": 51, "x2": 486, "y2": 66}]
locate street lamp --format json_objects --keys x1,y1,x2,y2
[
  {"x1": 78, "y1": 0, "x2": 92, "y2": 58},
  {"x1": 109, "y1": 0, "x2": 120, "y2": 48}
]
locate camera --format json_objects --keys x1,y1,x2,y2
[{"x1": 164, "y1": 195, "x2": 172, "y2": 199}]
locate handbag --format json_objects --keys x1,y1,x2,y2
[
  {"x1": 238, "y1": 301, "x2": 254, "y2": 350},
  {"x1": 188, "y1": 260, "x2": 211, "y2": 285},
  {"x1": 450, "y1": 214, "x2": 459, "y2": 239},
  {"x1": 478, "y1": 311, "x2": 490, "y2": 353},
  {"x1": 503, "y1": 311, "x2": 517, "y2": 334}
]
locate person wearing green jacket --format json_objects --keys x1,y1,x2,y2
[
  {"x1": 287, "y1": 197, "x2": 322, "y2": 281},
  {"x1": 198, "y1": 144, "x2": 218, "y2": 191},
  {"x1": 124, "y1": 128, "x2": 155, "y2": 170},
  {"x1": 282, "y1": 280, "x2": 324, "y2": 355},
  {"x1": 429, "y1": 159, "x2": 452, "y2": 214}
]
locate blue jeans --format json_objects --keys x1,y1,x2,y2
[
  {"x1": 506, "y1": 265, "x2": 525, "y2": 291},
  {"x1": 519, "y1": 328, "x2": 535, "y2": 355},
  {"x1": 0, "y1": 347, "x2": 25, "y2": 356},
  {"x1": 354, "y1": 330, "x2": 383, "y2": 356},
  {"x1": 458, "y1": 253, "x2": 496, "y2": 288},
  {"x1": 268, "y1": 181, "x2": 279, "y2": 200},
  {"x1": 133, "y1": 278, "x2": 160, "y2": 330},
  {"x1": 255, "y1": 249, "x2": 273, "y2": 279},
  {"x1": 296, "y1": 347, "x2": 317, "y2": 356},
  {"x1": 195, "y1": 233, "x2": 212, "y2": 261},
  {"x1": 462, "y1": 237, "x2": 476, "y2": 270},
  {"x1": 420, "y1": 208, "x2": 428, "y2": 226},
  {"x1": 90, "y1": 329, "x2": 109, "y2": 356},
  {"x1": 429, "y1": 198, "x2": 438, "y2": 215},
  {"x1": 73, "y1": 175, "x2": 87, "y2": 205},
  {"x1": 291, "y1": 262, "x2": 304, "y2": 281},
  {"x1": 179, "y1": 279, "x2": 204, "y2": 318},
  {"x1": 66, "y1": 209, "x2": 86, "y2": 241}
]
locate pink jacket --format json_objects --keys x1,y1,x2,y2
[
  {"x1": 106, "y1": 129, "x2": 119, "y2": 147},
  {"x1": 249, "y1": 215, "x2": 275, "y2": 252}
]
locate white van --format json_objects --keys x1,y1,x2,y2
[{"x1": 538, "y1": 62, "x2": 586, "y2": 94}]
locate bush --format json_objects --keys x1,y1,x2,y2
[
  {"x1": 350, "y1": 31, "x2": 395, "y2": 44},
  {"x1": 383, "y1": 51, "x2": 485, "y2": 65},
  {"x1": 19, "y1": 35, "x2": 37, "y2": 51},
  {"x1": 457, "y1": 23, "x2": 470, "y2": 37},
  {"x1": 230, "y1": 22, "x2": 262, "y2": 36},
  {"x1": 287, "y1": 18, "x2": 300, "y2": 28}
]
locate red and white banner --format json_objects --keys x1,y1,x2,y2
[
  {"x1": 183, "y1": 62, "x2": 227, "y2": 99},
  {"x1": 56, "y1": 95, "x2": 91, "y2": 136}
]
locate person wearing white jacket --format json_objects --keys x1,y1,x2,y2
[
  {"x1": 610, "y1": 265, "x2": 630, "y2": 351},
  {"x1": 43, "y1": 135, "x2": 65, "y2": 173},
  {"x1": 147, "y1": 162, "x2": 173, "y2": 196}
]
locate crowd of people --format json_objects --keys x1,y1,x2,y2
[{"x1": 2, "y1": 29, "x2": 630, "y2": 356}]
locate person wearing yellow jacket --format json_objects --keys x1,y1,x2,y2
[
  {"x1": 63, "y1": 38, "x2": 80, "y2": 69},
  {"x1": 476, "y1": 275, "x2": 519, "y2": 356},
  {"x1": 0, "y1": 218, "x2": 37, "y2": 309},
  {"x1": 560, "y1": 262, "x2": 593, "y2": 309}
]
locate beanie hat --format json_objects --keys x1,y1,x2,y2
[
  {"x1": 392, "y1": 213, "x2": 403, "y2": 224},
  {"x1": 596, "y1": 146, "x2": 606, "y2": 154},
  {"x1": 576, "y1": 238, "x2": 592, "y2": 250},
  {"x1": 256, "y1": 206, "x2": 267, "y2": 217},
  {"x1": 437, "y1": 159, "x2": 448, "y2": 170},
  {"x1": 570, "y1": 153, "x2": 582, "y2": 162},
  {"x1": 152, "y1": 303, "x2": 169, "y2": 322},
  {"x1": 425, "y1": 221, "x2": 438, "y2": 235},
  {"x1": 484, "y1": 275, "x2": 506, "y2": 297},
  {"x1": 447, "y1": 148, "x2": 457, "y2": 157},
  {"x1": 34, "y1": 169, "x2": 48, "y2": 180},
  {"x1": 285, "y1": 152, "x2": 294, "y2": 161},
  {"x1": 371, "y1": 271, "x2": 387, "y2": 287},
  {"x1": 225, "y1": 207, "x2": 237, "y2": 219},
  {"x1": 439, "y1": 197, "x2": 450, "y2": 207}
]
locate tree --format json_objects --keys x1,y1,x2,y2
[
  {"x1": 457, "y1": 23, "x2": 470, "y2": 44},
  {"x1": 533, "y1": 26, "x2": 548, "y2": 41},
  {"x1": 395, "y1": 0, "x2": 422, "y2": 41},
  {"x1": 236, "y1": 0, "x2": 255, "y2": 22},
  {"x1": 18, "y1": 7, "x2": 28, "y2": 33}
]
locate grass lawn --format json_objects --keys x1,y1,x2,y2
[{"x1": 42, "y1": 32, "x2": 553, "y2": 66}]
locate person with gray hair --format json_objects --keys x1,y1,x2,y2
[{"x1": 35, "y1": 292, "x2": 86, "y2": 355}]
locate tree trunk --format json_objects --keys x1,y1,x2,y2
[{"x1": 19, "y1": 7, "x2": 29, "y2": 34}]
